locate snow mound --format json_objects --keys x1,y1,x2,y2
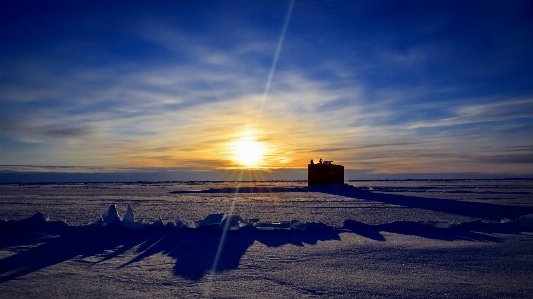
[{"x1": 0, "y1": 212, "x2": 67, "y2": 231}]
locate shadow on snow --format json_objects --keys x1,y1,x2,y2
[
  {"x1": 0, "y1": 226, "x2": 342, "y2": 282},
  {"x1": 0, "y1": 222, "x2": 520, "y2": 283},
  {"x1": 1, "y1": 185, "x2": 531, "y2": 283}
]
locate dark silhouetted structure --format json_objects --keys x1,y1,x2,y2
[{"x1": 308, "y1": 160, "x2": 344, "y2": 186}]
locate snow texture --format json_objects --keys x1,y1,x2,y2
[{"x1": 2, "y1": 181, "x2": 533, "y2": 298}]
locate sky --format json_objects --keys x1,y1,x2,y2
[{"x1": 1, "y1": 0, "x2": 533, "y2": 181}]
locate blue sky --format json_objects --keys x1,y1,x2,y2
[{"x1": 1, "y1": 0, "x2": 533, "y2": 179}]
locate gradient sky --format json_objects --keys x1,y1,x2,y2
[{"x1": 1, "y1": 0, "x2": 533, "y2": 177}]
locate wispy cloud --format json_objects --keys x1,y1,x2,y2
[{"x1": 407, "y1": 97, "x2": 533, "y2": 129}]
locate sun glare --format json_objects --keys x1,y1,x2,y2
[{"x1": 232, "y1": 133, "x2": 265, "y2": 167}]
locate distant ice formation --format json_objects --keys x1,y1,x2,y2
[
  {"x1": 2, "y1": 204, "x2": 533, "y2": 232},
  {"x1": 0, "y1": 211, "x2": 67, "y2": 230}
]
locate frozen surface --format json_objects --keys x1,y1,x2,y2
[
  {"x1": 1, "y1": 180, "x2": 533, "y2": 226},
  {"x1": 1, "y1": 180, "x2": 533, "y2": 298}
]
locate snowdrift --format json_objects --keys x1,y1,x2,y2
[{"x1": 2, "y1": 204, "x2": 533, "y2": 233}]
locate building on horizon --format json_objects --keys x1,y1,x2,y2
[{"x1": 308, "y1": 160, "x2": 344, "y2": 186}]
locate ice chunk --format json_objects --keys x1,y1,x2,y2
[
  {"x1": 132, "y1": 220, "x2": 150, "y2": 230},
  {"x1": 122, "y1": 204, "x2": 135, "y2": 224},
  {"x1": 103, "y1": 204, "x2": 121, "y2": 224},
  {"x1": 86, "y1": 215, "x2": 105, "y2": 227},
  {"x1": 194, "y1": 213, "x2": 224, "y2": 229},
  {"x1": 25, "y1": 212, "x2": 49, "y2": 224},
  {"x1": 516, "y1": 214, "x2": 533, "y2": 229},
  {"x1": 171, "y1": 216, "x2": 190, "y2": 229},
  {"x1": 221, "y1": 214, "x2": 254, "y2": 230},
  {"x1": 254, "y1": 221, "x2": 292, "y2": 230},
  {"x1": 20, "y1": 212, "x2": 66, "y2": 228}
]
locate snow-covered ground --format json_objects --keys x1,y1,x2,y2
[{"x1": 1, "y1": 180, "x2": 532, "y2": 298}]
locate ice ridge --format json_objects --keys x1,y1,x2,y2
[{"x1": 2, "y1": 204, "x2": 533, "y2": 232}]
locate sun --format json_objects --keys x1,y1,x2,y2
[{"x1": 232, "y1": 133, "x2": 265, "y2": 167}]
